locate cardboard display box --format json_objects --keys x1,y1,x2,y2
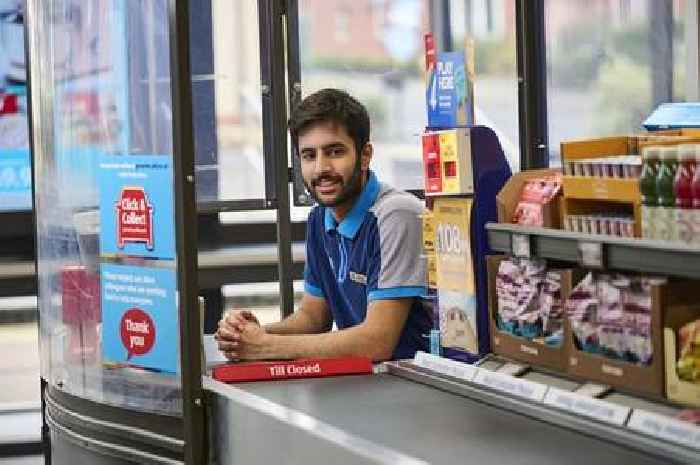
[
  {"x1": 664, "y1": 305, "x2": 700, "y2": 407},
  {"x1": 496, "y1": 168, "x2": 562, "y2": 229},
  {"x1": 487, "y1": 255, "x2": 576, "y2": 373},
  {"x1": 560, "y1": 137, "x2": 642, "y2": 237},
  {"x1": 566, "y1": 280, "x2": 700, "y2": 399},
  {"x1": 560, "y1": 133, "x2": 700, "y2": 161}
]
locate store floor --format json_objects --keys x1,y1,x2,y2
[
  {"x1": 0, "y1": 320, "x2": 41, "y2": 465},
  {"x1": 0, "y1": 456, "x2": 43, "y2": 465},
  {"x1": 0, "y1": 322, "x2": 40, "y2": 406}
]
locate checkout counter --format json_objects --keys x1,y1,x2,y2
[
  {"x1": 42, "y1": 333, "x2": 696, "y2": 464},
  {"x1": 201, "y1": 337, "x2": 691, "y2": 465}
]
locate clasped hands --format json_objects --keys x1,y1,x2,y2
[{"x1": 214, "y1": 309, "x2": 268, "y2": 361}]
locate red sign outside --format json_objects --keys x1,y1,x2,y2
[{"x1": 115, "y1": 186, "x2": 154, "y2": 250}]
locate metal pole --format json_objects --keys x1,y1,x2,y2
[
  {"x1": 686, "y1": 0, "x2": 700, "y2": 101},
  {"x1": 649, "y1": 0, "x2": 674, "y2": 107},
  {"x1": 515, "y1": 0, "x2": 548, "y2": 170},
  {"x1": 24, "y1": 1, "x2": 50, "y2": 462},
  {"x1": 286, "y1": 0, "x2": 312, "y2": 207},
  {"x1": 259, "y1": 0, "x2": 295, "y2": 318},
  {"x1": 464, "y1": 0, "x2": 473, "y2": 36},
  {"x1": 429, "y1": 0, "x2": 453, "y2": 52},
  {"x1": 168, "y1": 0, "x2": 205, "y2": 463}
]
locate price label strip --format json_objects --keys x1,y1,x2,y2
[
  {"x1": 511, "y1": 233, "x2": 531, "y2": 258},
  {"x1": 543, "y1": 388, "x2": 630, "y2": 426},
  {"x1": 473, "y1": 369, "x2": 548, "y2": 403},
  {"x1": 577, "y1": 241, "x2": 605, "y2": 269},
  {"x1": 412, "y1": 351, "x2": 479, "y2": 382},
  {"x1": 627, "y1": 409, "x2": 700, "y2": 451}
]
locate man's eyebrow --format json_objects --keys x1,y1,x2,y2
[
  {"x1": 321, "y1": 142, "x2": 347, "y2": 151},
  {"x1": 299, "y1": 142, "x2": 347, "y2": 152}
]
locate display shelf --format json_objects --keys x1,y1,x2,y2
[
  {"x1": 486, "y1": 222, "x2": 700, "y2": 279},
  {"x1": 387, "y1": 353, "x2": 700, "y2": 464}
]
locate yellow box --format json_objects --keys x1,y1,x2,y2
[
  {"x1": 664, "y1": 304, "x2": 700, "y2": 407},
  {"x1": 560, "y1": 136, "x2": 644, "y2": 237},
  {"x1": 561, "y1": 136, "x2": 634, "y2": 161},
  {"x1": 427, "y1": 253, "x2": 437, "y2": 289},
  {"x1": 433, "y1": 197, "x2": 478, "y2": 353},
  {"x1": 665, "y1": 329, "x2": 700, "y2": 407},
  {"x1": 421, "y1": 209, "x2": 435, "y2": 253},
  {"x1": 562, "y1": 176, "x2": 640, "y2": 203}
]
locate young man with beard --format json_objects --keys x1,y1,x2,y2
[{"x1": 215, "y1": 88, "x2": 430, "y2": 361}]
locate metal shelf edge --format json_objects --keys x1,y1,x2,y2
[
  {"x1": 486, "y1": 223, "x2": 700, "y2": 279},
  {"x1": 385, "y1": 362, "x2": 699, "y2": 464}
]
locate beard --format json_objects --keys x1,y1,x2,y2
[{"x1": 303, "y1": 157, "x2": 364, "y2": 208}]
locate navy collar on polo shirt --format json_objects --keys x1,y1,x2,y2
[{"x1": 324, "y1": 171, "x2": 380, "y2": 240}]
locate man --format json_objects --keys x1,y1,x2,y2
[{"x1": 215, "y1": 88, "x2": 430, "y2": 361}]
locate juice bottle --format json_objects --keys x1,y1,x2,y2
[
  {"x1": 639, "y1": 146, "x2": 660, "y2": 239},
  {"x1": 674, "y1": 144, "x2": 696, "y2": 243},
  {"x1": 656, "y1": 145, "x2": 678, "y2": 242},
  {"x1": 691, "y1": 146, "x2": 700, "y2": 245}
]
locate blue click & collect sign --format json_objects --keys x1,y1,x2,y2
[{"x1": 98, "y1": 155, "x2": 175, "y2": 259}]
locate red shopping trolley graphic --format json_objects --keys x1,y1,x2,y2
[
  {"x1": 115, "y1": 186, "x2": 154, "y2": 250},
  {"x1": 120, "y1": 308, "x2": 156, "y2": 360}
]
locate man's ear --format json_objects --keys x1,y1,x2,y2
[{"x1": 361, "y1": 143, "x2": 373, "y2": 171}]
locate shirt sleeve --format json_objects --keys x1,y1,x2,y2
[
  {"x1": 303, "y1": 209, "x2": 325, "y2": 298},
  {"x1": 367, "y1": 201, "x2": 427, "y2": 301}
]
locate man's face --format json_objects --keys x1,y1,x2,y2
[{"x1": 298, "y1": 121, "x2": 371, "y2": 210}]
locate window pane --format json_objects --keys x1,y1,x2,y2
[
  {"x1": 450, "y1": 0, "x2": 520, "y2": 172},
  {"x1": 0, "y1": 1, "x2": 31, "y2": 211},
  {"x1": 297, "y1": 0, "x2": 430, "y2": 191},
  {"x1": 206, "y1": 0, "x2": 265, "y2": 203},
  {"x1": 546, "y1": 0, "x2": 690, "y2": 165}
]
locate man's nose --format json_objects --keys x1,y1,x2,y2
[{"x1": 314, "y1": 153, "x2": 331, "y2": 174}]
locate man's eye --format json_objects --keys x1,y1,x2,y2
[
  {"x1": 301, "y1": 152, "x2": 315, "y2": 161},
  {"x1": 330, "y1": 147, "x2": 345, "y2": 156}
]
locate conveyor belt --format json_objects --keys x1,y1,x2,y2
[{"x1": 208, "y1": 373, "x2": 672, "y2": 465}]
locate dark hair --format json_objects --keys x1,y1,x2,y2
[{"x1": 288, "y1": 88, "x2": 370, "y2": 156}]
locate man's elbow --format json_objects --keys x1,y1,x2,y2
[
  {"x1": 369, "y1": 347, "x2": 394, "y2": 362},
  {"x1": 359, "y1": 332, "x2": 396, "y2": 361}
]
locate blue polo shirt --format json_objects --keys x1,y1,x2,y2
[{"x1": 304, "y1": 171, "x2": 430, "y2": 359}]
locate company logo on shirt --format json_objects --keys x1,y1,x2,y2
[{"x1": 349, "y1": 271, "x2": 367, "y2": 285}]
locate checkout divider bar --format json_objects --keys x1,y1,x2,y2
[{"x1": 390, "y1": 352, "x2": 700, "y2": 464}]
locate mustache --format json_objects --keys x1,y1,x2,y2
[{"x1": 311, "y1": 174, "x2": 343, "y2": 187}]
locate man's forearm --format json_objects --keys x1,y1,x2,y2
[
  {"x1": 263, "y1": 309, "x2": 329, "y2": 335},
  {"x1": 251, "y1": 325, "x2": 393, "y2": 361}
]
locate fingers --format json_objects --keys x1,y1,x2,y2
[
  {"x1": 217, "y1": 340, "x2": 240, "y2": 352},
  {"x1": 240, "y1": 310, "x2": 260, "y2": 324},
  {"x1": 228, "y1": 313, "x2": 254, "y2": 328},
  {"x1": 223, "y1": 309, "x2": 260, "y2": 326},
  {"x1": 215, "y1": 323, "x2": 240, "y2": 341},
  {"x1": 223, "y1": 350, "x2": 239, "y2": 361}
]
